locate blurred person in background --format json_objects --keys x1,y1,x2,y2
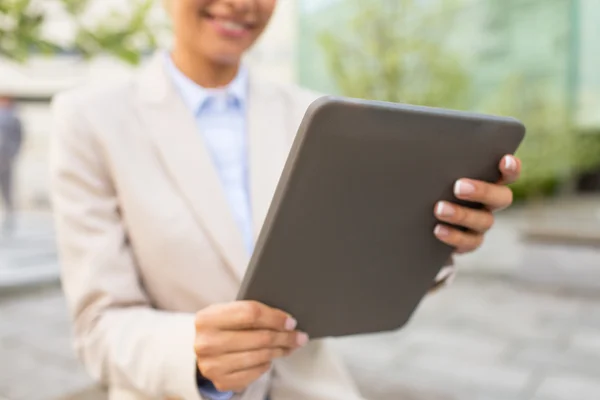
[
  {"x1": 0, "y1": 94, "x2": 23, "y2": 235},
  {"x1": 49, "y1": 0, "x2": 522, "y2": 399}
]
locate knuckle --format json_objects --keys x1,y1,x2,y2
[
  {"x1": 485, "y1": 213, "x2": 495, "y2": 230},
  {"x1": 194, "y1": 335, "x2": 213, "y2": 356},
  {"x1": 240, "y1": 351, "x2": 257, "y2": 367},
  {"x1": 241, "y1": 301, "x2": 262, "y2": 324},
  {"x1": 267, "y1": 348, "x2": 279, "y2": 360},
  {"x1": 455, "y1": 207, "x2": 469, "y2": 224},
  {"x1": 272, "y1": 347, "x2": 286, "y2": 359},
  {"x1": 247, "y1": 349, "x2": 270, "y2": 365},
  {"x1": 477, "y1": 234, "x2": 485, "y2": 247},
  {"x1": 453, "y1": 232, "x2": 468, "y2": 248},
  {"x1": 194, "y1": 311, "x2": 206, "y2": 330},
  {"x1": 288, "y1": 333, "x2": 299, "y2": 347},
  {"x1": 265, "y1": 348, "x2": 280, "y2": 362},
  {"x1": 258, "y1": 330, "x2": 277, "y2": 347},
  {"x1": 199, "y1": 361, "x2": 219, "y2": 380},
  {"x1": 470, "y1": 234, "x2": 484, "y2": 250},
  {"x1": 445, "y1": 228, "x2": 458, "y2": 243},
  {"x1": 195, "y1": 305, "x2": 218, "y2": 330},
  {"x1": 479, "y1": 181, "x2": 489, "y2": 197},
  {"x1": 506, "y1": 187, "x2": 514, "y2": 205},
  {"x1": 197, "y1": 361, "x2": 209, "y2": 377},
  {"x1": 259, "y1": 362, "x2": 272, "y2": 374}
]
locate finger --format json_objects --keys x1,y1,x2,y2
[
  {"x1": 498, "y1": 155, "x2": 521, "y2": 185},
  {"x1": 454, "y1": 179, "x2": 513, "y2": 211},
  {"x1": 197, "y1": 301, "x2": 297, "y2": 331},
  {"x1": 199, "y1": 348, "x2": 289, "y2": 379},
  {"x1": 434, "y1": 224, "x2": 484, "y2": 254},
  {"x1": 434, "y1": 201, "x2": 495, "y2": 233},
  {"x1": 195, "y1": 330, "x2": 309, "y2": 357},
  {"x1": 429, "y1": 266, "x2": 457, "y2": 294},
  {"x1": 213, "y1": 362, "x2": 272, "y2": 393},
  {"x1": 435, "y1": 265, "x2": 456, "y2": 284}
]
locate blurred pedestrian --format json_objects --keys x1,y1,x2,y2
[
  {"x1": 0, "y1": 95, "x2": 23, "y2": 235},
  {"x1": 50, "y1": 0, "x2": 523, "y2": 399}
]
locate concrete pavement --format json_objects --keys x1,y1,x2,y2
[
  {"x1": 520, "y1": 195, "x2": 600, "y2": 247},
  {"x1": 2, "y1": 276, "x2": 600, "y2": 400},
  {"x1": 1, "y1": 201, "x2": 600, "y2": 400},
  {"x1": 0, "y1": 286, "x2": 94, "y2": 400},
  {"x1": 0, "y1": 213, "x2": 59, "y2": 289},
  {"x1": 336, "y1": 276, "x2": 600, "y2": 400},
  {"x1": 457, "y1": 198, "x2": 600, "y2": 294}
]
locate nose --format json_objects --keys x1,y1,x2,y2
[{"x1": 221, "y1": 0, "x2": 256, "y2": 13}]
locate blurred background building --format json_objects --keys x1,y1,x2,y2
[
  {"x1": 299, "y1": 0, "x2": 600, "y2": 199},
  {"x1": 301, "y1": 0, "x2": 600, "y2": 129},
  {"x1": 1, "y1": 1, "x2": 600, "y2": 400},
  {"x1": 3, "y1": 0, "x2": 600, "y2": 208},
  {"x1": 0, "y1": 0, "x2": 298, "y2": 210}
]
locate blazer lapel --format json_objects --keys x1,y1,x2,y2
[
  {"x1": 134, "y1": 53, "x2": 248, "y2": 280},
  {"x1": 247, "y1": 73, "x2": 293, "y2": 239}
]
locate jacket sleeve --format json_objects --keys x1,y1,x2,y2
[{"x1": 49, "y1": 93, "x2": 204, "y2": 400}]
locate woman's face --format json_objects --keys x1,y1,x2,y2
[{"x1": 170, "y1": 0, "x2": 277, "y2": 65}]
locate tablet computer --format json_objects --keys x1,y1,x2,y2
[{"x1": 237, "y1": 96, "x2": 525, "y2": 339}]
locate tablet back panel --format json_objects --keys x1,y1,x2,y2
[{"x1": 237, "y1": 97, "x2": 525, "y2": 339}]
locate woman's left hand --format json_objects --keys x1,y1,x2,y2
[{"x1": 433, "y1": 154, "x2": 521, "y2": 254}]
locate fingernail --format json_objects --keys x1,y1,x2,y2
[
  {"x1": 285, "y1": 317, "x2": 297, "y2": 331},
  {"x1": 445, "y1": 270, "x2": 457, "y2": 286},
  {"x1": 435, "y1": 266, "x2": 455, "y2": 282},
  {"x1": 436, "y1": 202, "x2": 455, "y2": 217},
  {"x1": 434, "y1": 224, "x2": 450, "y2": 237},
  {"x1": 297, "y1": 332, "x2": 309, "y2": 347},
  {"x1": 454, "y1": 180, "x2": 476, "y2": 196},
  {"x1": 504, "y1": 156, "x2": 516, "y2": 171}
]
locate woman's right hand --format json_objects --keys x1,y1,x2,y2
[{"x1": 194, "y1": 300, "x2": 309, "y2": 392}]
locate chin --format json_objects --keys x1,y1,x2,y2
[{"x1": 209, "y1": 50, "x2": 246, "y2": 66}]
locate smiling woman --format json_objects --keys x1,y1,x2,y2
[
  {"x1": 49, "y1": 1, "x2": 521, "y2": 400},
  {"x1": 165, "y1": 0, "x2": 276, "y2": 87},
  {"x1": 50, "y1": 0, "x2": 371, "y2": 398}
]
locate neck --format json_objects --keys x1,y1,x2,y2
[{"x1": 171, "y1": 47, "x2": 239, "y2": 88}]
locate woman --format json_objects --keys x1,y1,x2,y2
[
  {"x1": 0, "y1": 95, "x2": 23, "y2": 234},
  {"x1": 50, "y1": 0, "x2": 522, "y2": 399}
]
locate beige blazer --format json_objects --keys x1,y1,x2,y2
[
  {"x1": 50, "y1": 52, "x2": 453, "y2": 400},
  {"x1": 49, "y1": 52, "x2": 367, "y2": 400}
]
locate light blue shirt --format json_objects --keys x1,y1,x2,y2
[
  {"x1": 165, "y1": 54, "x2": 254, "y2": 255},
  {"x1": 164, "y1": 55, "x2": 252, "y2": 400}
]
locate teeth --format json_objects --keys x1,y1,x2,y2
[{"x1": 220, "y1": 20, "x2": 245, "y2": 31}]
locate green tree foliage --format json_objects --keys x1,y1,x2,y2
[
  {"x1": 485, "y1": 77, "x2": 600, "y2": 199},
  {"x1": 481, "y1": 76, "x2": 576, "y2": 198},
  {"x1": 318, "y1": 0, "x2": 470, "y2": 110},
  {"x1": 317, "y1": 0, "x2": 600, "y2": 200},
  {"x1": 0, "y1": 0, "x2": 158, "y2": 64}
]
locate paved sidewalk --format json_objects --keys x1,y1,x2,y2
[
  {"x1": 457, "y1": 197, "x2": 600, "y2": 293},
  {"x1": 0, "y1": 213, "x2": 59, "y2": 289},
  {"x1": 520, "y1": 195, "x2": 600, "y2": 247},
  {"x1": 1, "y1": 277, "x2": 600, "y2": 400},
  {"x1": 1, "y1": 201, "x2": 600, "y2": 400},
  {"x1": 0, "y1": 286, "x2": 94, "y2": 400},
  {"x1": 337, "y1": 276, "x2": 600, "y2": 400}
]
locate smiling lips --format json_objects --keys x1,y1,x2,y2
[{"x1": 202, "y1": 11, "x2": 255, "y2": 39}]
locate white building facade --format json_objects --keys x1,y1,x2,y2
[{"x1": 0, "y1": 0, "x2": 300, "y2": 209}]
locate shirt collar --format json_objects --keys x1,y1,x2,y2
[{"x1": 163, "y1": 52, "x2": 248, "y2": 115}]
